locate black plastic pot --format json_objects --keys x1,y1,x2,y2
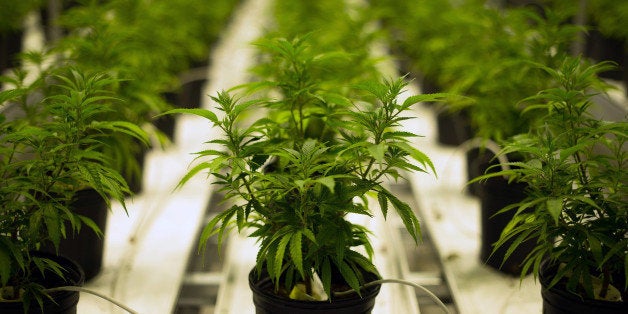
[
  {"x1": 476, "y1": 152, "x2": 534, "y2": 276},
  {"x1": 0, "y1": 29, "x2": 23, "y2": 73},
  {"x1": 156, "y1": 75, "x2": 207, "y2": 141},
  {"x1": 436, "y1": 109, "x2": 473, "y2": 147},
  {"x1": 0, "y1": 252, "x2": 84, "y2": 314},
  {"x1": 584, "y1": 28, "x2": 627, "y2": 92},
  {"x1": 60, "y1": 189, "x2": 108, "y2": 281},
  {"x1": 539, "y1": 261, "x2": 627, "y2": 314},
  {"x1": 249, "y1": 269, "x2": 381, "y2": 314},
  {"x1": 465, "y1": 148, "x2": 484, "y2": 197}
]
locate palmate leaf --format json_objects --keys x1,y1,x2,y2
[
  {"x1": 321, "y1": 258, "x2": 332, "y2": 297},
  {"x1": 159, "y1": 108, "x2": 219, "y2": 124},
  {"x1": 367, "y1": 142, "x2": 386, "y2": 163},
  {"x1": 274, "y1": 233, "x2": 292, "y2": 281},
  {"x1": 402, "y1": 93, "x2": 450, "y2": 108},
  {"x1": 198, "y1": 205, "x2": 239, "y2": 256},
  {"x1": 377, "y1": 191, "x2": 388, "y2": 217},
  {"x1": 545, "y1": 198, "x2": 563, "y2": 225},
  {"x1": 289, "y1": 231, "x2": 304, "y2": 277},
  {"x1": 380, "y1": 188, "x2": 421, "y2": 243},
  {"x1": 393, "y1": 142, "x2": 436, "y2": 175},
  {"x1": 338, "y1": 259, "x2": 361, "y2": 296},
  {"x1": 77, "y1": 215, "x2": 103, "y2": 238},
  {"x1": 92, "y1": 120, "x2": 150, "y2": 146},
  {"x1": 42, "y1": 206, "x2": 62, "y2": 249},
  {"x1": 346, "y1": 250, "x2": 378, "y2": 278},
  {"x1": 175, "y1": 161, "x2": 214, "y2": 190},
  {"x1": 382, "y1": 130, "x2": 419, "y2": 141}
]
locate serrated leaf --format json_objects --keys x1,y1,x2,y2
[
  {"x1": 546, "y1": 198, "x2": 562, "y2": 224},
  {"x1": 159, "y1": 108, "x2": 219, "y2": 124},
  {"x1": 290, "y1": 232, "x2": 304, "y2": 277},
  {"x1": 338, "y1": 260, "x2": 361, "y2": 296},
  {"x1": 274, "y1": 234, "x2": 292, "y2": 281},
  {"x1": 394, "y1": 142, "x2": 436, "y2": 175},
  {"x1": 367, "y1": 143, "x2": 386, "y2": 162},
  {"x1": 315, "y1": 176, "x2": 335, "y2": 192},
  {"x1": 377, "y1": 192, "x2": 388, "y2": 218},
  {"x1": 402, "y1": 93, "x2": 449, "y2": 107},
  {"x1": 77, "y1": 215, "x2": 103, "y2": 238}
]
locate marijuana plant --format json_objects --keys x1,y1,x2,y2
[
  {"x1": 166, "y1": 36, "x2": 442, "y2": 300},
  {"x1": 0, "y1": 67, "x2": 147, "y2": 309},
  {"x1": 476, "y1": 57, "x2": 627, "y2": 302}
]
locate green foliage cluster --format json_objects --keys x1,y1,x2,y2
[
  {"x1": 0, "y1": 0, "x2": 43, "y2": 32},
  {"x1": 167, "y1": 36, "x2": 443, "y2": 300},
  {"x1": 371, "y1": 0, "x2": 583, "y2": 143},
  {"x1": 52, "y1": 0, "x2": 240, "y2": 182},
  {"x1": 267, "y1": 0, "x2": 382, "y2": 87},
  {"x1": 0, "y1": 66, "x2": 147, "y2": 307},
  {"x1": 475, "y1": 57, "x2": 627, "y2": 301},
  {"x1": 588, "y1": 0, "x2": 628, "y2": 42}
]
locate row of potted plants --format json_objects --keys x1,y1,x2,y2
[
  {"x1": 371, "y1": 0, "x2": 626, "y2": 312},
  {"x1": 2, "y1": 0, "x2": 625, "y2": 313},
  {"x1": 1, "y1": 0, "x2": 240, "y2": 312},
  {"x1": 167, "y1": 1, "x2": 456, "y2": 312},
  {"x1": 0, "y1": 63, "x2": 147, "y2": 313}
]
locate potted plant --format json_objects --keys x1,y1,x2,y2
[
  {"x1": 0, "y1": 66, "x2": 147, "y2": 312},
  {"x1": 165, "y1": 36, "x2": 444, "y2": 313},
  {"x1": 475, "y1": 56, "x2": 627, "y2": 312}
]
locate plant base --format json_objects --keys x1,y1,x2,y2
[
  {"x1": 540, "y1": 261, "x2": 627, "y2": 314},
  {"x1": 0, "y1": 252, "x2": 84, "y2": 314},
  {"x1": 248, "y1": 269, "x2": 380, "y2": 314}
]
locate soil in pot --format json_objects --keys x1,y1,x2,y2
[
  {"x1": 249, "y1": 268, "x2": 381, "y2": 314},
  {"x1": 0, "y1": 252, "x2": 85, "y2": 314},
  {"x1": 539, "y1": 260, "x2": 627, "y2": 314}
]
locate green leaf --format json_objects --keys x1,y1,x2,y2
[
  {"x1": 290, "y1": 232, "x2": 304, "y2": 277},
  {"x1": 43, "y1": 205, "x2": 61, "y2": 250},
  {"x1": 314, "y1": 176, "x2": 335, "y2": 192},
  {"x1": 338, "y1": 260, "x2": 361, "y2": 296},
  {"x1": 302, "y1": 228, "x2": 317, "y2": 244},
  {"x1": 367, "y1": 143, "x2": 386, "y2": 162},
  {"x1": 394, "y1": 142, "x2": 436, "y2": 175},
  {"x1": 0, "y1": 245, "x2": 11, "y2": 286},
  {"x1": 587, "y1": 233, "x2": 603, "y2": 265},
  {"x1": 321, "y1": 258, "x2": 332, "y2": 297},
  {"x1": 377, "y1": 191, "x2": 389, "y2": 218},
  {"x1": 386, "y1": 189, "x2": 421, "y2": 243},
  {"x1": 159, "y1": 108, "x2": 219, "y2": 124},
  {"x1": 545, "y1": 198, "x2": 563, "y2": 224},
  {"x1": 77, "y1": 215, "x2": 103, "y2": 238},
  {"x1": 176, "y1": 162, "x2": 213, "y2": 190},
  {"x1": 402, "y1": 93, "x2": 449, "y2": 108},
  {"x1": 274, "y1": 233, "x2": 292, "y2": 280}
]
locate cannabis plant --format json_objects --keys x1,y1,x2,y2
[
  {"x1": 476, "y1": 57, "x2": 627, "y2": 302},
  {"x1": 0, "y1": 67, "x2": 147, "y2": 309},
  {"x1": 166, "y1": 36, "x2": 441, "y2": 301}
]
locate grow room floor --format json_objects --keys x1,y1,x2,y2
[{"x1": 17, "y1": 0, "x2": 624, "y2": 313}]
